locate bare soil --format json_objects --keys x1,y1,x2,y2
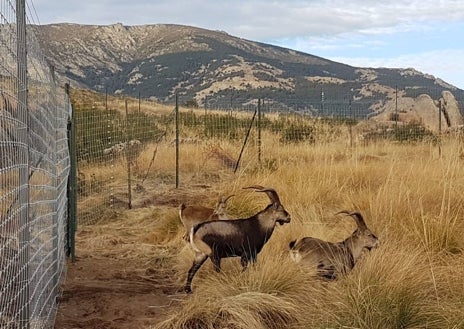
[
  {"x1": 55, "y1": 253, "x2": 174, "y2": 329},
  {"x1": 54, "y1": 185, "x2": 214, "y2": 329}
]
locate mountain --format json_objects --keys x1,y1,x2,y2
[{"x1": 35, "y1": 23, "x2": 464, "y2": 129}]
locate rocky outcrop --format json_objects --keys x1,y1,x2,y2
[
  {"x1": 368, "y1": 91, "x2": 463, "y2": 133},
  {"x1": 441, "y1": 90, "x2": 463, "y2": 128}
]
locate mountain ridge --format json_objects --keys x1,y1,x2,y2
[{"x1": 35, "y1": 23, "x2": 464, "y2": 129}]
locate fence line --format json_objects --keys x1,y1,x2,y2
[
  {"x1": 0, "y1": 1, "x2": 72, "y2": 328},
  {"x1": 72, "y1": 88, "x2": 464, "y2": 226},
  {"x1": 1, "y1": 2, "x2": 463, "y2": 326}
]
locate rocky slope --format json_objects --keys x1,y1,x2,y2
[{"x1": 35, "y1": 23, "x2": 464, "y2": 130}]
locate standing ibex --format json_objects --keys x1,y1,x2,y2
[
  {"x1": 184, "y1": 185, "x2": 291, "y2": 293},
  {"x1": 178, "y1": 194, "x2": 234, "y2": 241},
  {"x1": 289, "y1": 210, "x2": 378, "y2": 280}
]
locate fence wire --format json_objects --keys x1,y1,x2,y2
[
  {"x1": 72, "y1": 93, "x2": 170, "y2": 224},
  {"x1": 1, "y1": 0, "x2": 462, "y2": 326},
  {"x1": 73, "y1": 88, "x2": 464, "y2": 226},
  {"x1": 1, "y1": 1, "x2": 72, "y2": 328}
]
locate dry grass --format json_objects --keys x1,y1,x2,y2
[
  {"x1": 151, "y1": 135, "x2": 464, "y2": 328},
  {"x1": 76, "y1": 111, "x2": 464, "y2": 328},
  {"x1": 70, "y1": 88, "x2": 174, "y2": 115}
]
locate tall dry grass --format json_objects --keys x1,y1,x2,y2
[
  {"x1": 151, "y1": 132, "x2": 464, "y2": 329},
  {"x1": 75, "y1": 101, "x2": 464, "y2": 327}
]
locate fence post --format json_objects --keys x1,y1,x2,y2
[
  {"x1": 50, "y1": 65, "x2": 60, "y2": 298},
  {"x1": 395, "y1": 85, "x2": 398, "y2": 139},
  {"x1": 175, "y1": 94, "x2": 179, "y2": 188},
  {"x1": 16, "y1": 0, "x2": 30, "y2": 327},
  {"x1": 125, "y1": 100, "x2": 132, "y2": 209},
  {"x1": 438, "y1": 98, "x2": 442, "y2": 157},
  {"x1": 67, "y1": 104, "x2": 77, "y2": 262},
  {"x1": 321, "y1": 90, "x2": 325, "y2": 117},
  {"x1": 258, "y1": 98, "x2": 262, "y2": 163},
  {"x1": 349, "y1": 94, "x2": 353, "y2": 148},
  {"x1": 234, "y1": 109, "x2": 257, "y2": 173}
]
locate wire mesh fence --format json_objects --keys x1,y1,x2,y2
[
  {"x1": 1, "y1": 1, "x2": 463, "y2": 326},
  {"x1": 0, "y1": 1, "x2": 72, "y2": 328},
  {"x1": 72, "y1": 87, "x2": 464, "y2": 226},
  {"x1": 72, "y1": 91, "x2": 170, "y2": 224}
]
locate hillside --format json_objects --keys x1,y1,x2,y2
[{"x1": 35, "y1": 23, "x2": 464, "y2": 128}]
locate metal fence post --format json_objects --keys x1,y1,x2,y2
[
  {"x1": 349, "y1": 93, "x2": 353, "y2": 148},
  {"x1": 16, "y1": 0, "x2": 30, "y2": 328},
  {"x1": 438, "y1": 98, "x2": 442, "y2": 157},
  {"x1": 125, "y1": 99, "x2": 132, "y2": 209},
  {"x1": 67, "y1": 105, "x2": 77, "y2": 262},
  {"x1": 395, "y1": 85, "x2": 398, "y2": 139},
  {"x1": 235, "y1": 109, "x2": 257, "y2": 173},
  {"x1": 50, "y1": 65, "x2": 60, "y2": 298},
  {"x1": 175, "y1": 94, "x2": 179, "y2": 188},
  {"x1": 321, "y1": 90, "x2": 325, "y2": 117},
  {"x1": 258, "y1": 98, "x2": 262, "y2": 163}
]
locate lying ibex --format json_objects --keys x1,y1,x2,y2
[
  {"x1": 289, "y1": 210, "x2": 378, "y2": 280},
  {"x1": 178, "y1": 194, "x2": 234, "y2": 241},
  {"x1": 184, "y1": 185, "x2": 291, "y2": 293}
]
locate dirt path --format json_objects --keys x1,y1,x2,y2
[
  {"x1": 55, "y1": 257, "x2": 172, "y2": 328},
  {"x1": 54, "y1": 183, "x2": 228, "y2": 328},
  {"x1": 54, "y1": 211, "x2": 184, "y2": 328}
]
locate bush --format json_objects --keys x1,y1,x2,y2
[
  {"x1": 280, "y1": 124, "x2": 315, "y2": 143},
  {"x1": 75, "y1": 108, "x2": 164, "y2": 163},
  {"x1": 183, "y1": 99, "x2": 199, "y2": 108}
]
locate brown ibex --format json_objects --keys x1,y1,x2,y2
[
  {"x1": 289, "y1": 210, "x2": 378, "y2": 280},
  {"x1": 184, "y1": 186, "x2": 291, "y2": 293},
  {"x1": 178, "y1": 194, "x2": 234, "y2": 241}
]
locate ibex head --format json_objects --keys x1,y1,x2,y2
[{"x1": 336, "y1": 210, "x2": 379, "y2": 251}]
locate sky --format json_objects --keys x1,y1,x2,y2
[{"x1": 31, "y1": 0, "x2": 464, "y2": 89}]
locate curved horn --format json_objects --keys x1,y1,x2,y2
[
  {"x1": 259, "y1": 188, "x2": 281, "y2": 205},
  {"x1": 242, "y1": 185, "x2": 265, "y2": 191},
  {"x1": 222, "y1": 194, "x2": 235, "y2": 203},
  {"x1": 243, "y1": 185, "x2": 281, "y2": 205},
  {"x1": 335, "y1": 210, "x2": 367, "y2": 230}
]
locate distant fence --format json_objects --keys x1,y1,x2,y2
[
  {"x1": 0, "y1": 1, "x2": 72, "y2": 328},
  {"x1": 73, "y1": 87, "x2": 464, "y2": 225}
]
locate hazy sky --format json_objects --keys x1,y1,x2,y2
[{"x1": 31, "y1": 0, "x2": 464, "y2": 89}]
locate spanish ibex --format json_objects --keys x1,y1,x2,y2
[
  {"x1": 184, "y1": 185, "x2": 291, "y2": 293},
  {"x1": 178, "y1": 194, "x2": 234, "y2": 241},
  {"x1": 289, "y1": 210, "x2": 378, "y2": 280}
]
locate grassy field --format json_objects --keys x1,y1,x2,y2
[
  {"x1": 149, "y1": 137, "x2": 464, "y2": 329},
  {"x1": 62, "y1": 91, "x2": 464, "y2": 329}
]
